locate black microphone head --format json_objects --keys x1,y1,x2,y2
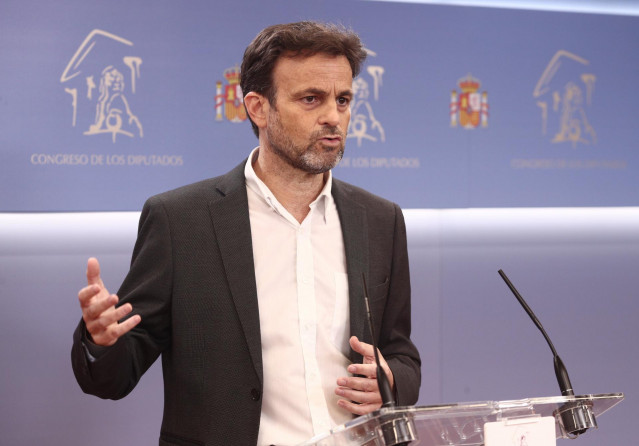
[{"x1": 553, "y1": 355, "x2": 574, "y2": 397}]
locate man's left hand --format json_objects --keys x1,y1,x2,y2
[{"x1": 335, "y1": 336, "x2": 394, "y2": 415}]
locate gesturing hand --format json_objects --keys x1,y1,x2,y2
[
  {"x1": 335, "y1": 336, "x2": 395, "y2": 416},
  {"x1": 77, "y1": 257, "x2": 141, "y2": 346}
]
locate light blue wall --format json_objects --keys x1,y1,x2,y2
[{"x1": 1, "y1": 209, "x2": 636, "y2": 444}]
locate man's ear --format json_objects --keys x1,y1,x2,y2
[{"x1": 244, "y1": 92, "x2": 269, "y2": 130}]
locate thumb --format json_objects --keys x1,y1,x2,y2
[
  {"x1": 349, "y1": 336, "x2": 375, "y2": 361},
  {"x1": 86, "y1": 257, "x2": 103, "y2": 287}
]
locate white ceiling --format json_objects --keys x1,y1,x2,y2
[{"x1": 366, "y1": 0, "x2": 639, "y2": 16}]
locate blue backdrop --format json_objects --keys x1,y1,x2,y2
[{"x1": 2, "y1": 0, "x2": 638, "y2": 210}]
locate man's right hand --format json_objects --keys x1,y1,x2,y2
[{"x1": 78, "y1": 257, "x2": 141, "y2": 346}]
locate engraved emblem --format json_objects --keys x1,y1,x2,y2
[
  {"x1": 533, "y1": 50, "x2": 596, "y2": 147},
  {"x1": 215, "y1": 66, "x2": 247, "y2": 123},
  {"x1": 450, "y1": 73, "x2": 488, "y2": 129},
  {"x1": 60, "y1": 29, "x2": 143, "y2": 142}
]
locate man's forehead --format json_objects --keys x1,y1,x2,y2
[
  {"x1": 272, "y1": 53, "x2": 353, "y2": 88},
  {"x1": 277, "y1": 52, "x2": 350, "y2": 70}
]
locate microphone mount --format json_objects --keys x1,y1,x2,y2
[{"x1": 498, "y1": 269, "x2": 596, "y2": 437}]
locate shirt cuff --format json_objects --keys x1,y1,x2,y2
[{"x1": 81, "y1": 328, "x2": 110, "y2": 362}]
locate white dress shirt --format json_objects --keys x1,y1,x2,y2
[{"x1": 244, "y1": 148, "x2": 353, "y2": 445}]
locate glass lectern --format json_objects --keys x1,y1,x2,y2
[{"x1": 300, "y1": 393, "x2": 623, "y2": 446}]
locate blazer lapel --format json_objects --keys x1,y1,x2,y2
[
  {"x1": 208, "y1": 161, "x2": 263, "y2": 384},
  {"x1": 332, "y1": 180, "x2": 369, "y2": 363}
]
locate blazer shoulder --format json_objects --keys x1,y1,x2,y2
[
  {"x1": 332, "y1": 177, "x2": 399, "y2": 213},
  {"x1": 143, "y1": 160, "x2": 247, "y2": 210}
]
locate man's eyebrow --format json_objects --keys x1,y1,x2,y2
[
  {"x1": 292, "y1": 88, "x2": 353, "y2": 97},
  {"x1": 293, "y1": 87, "x2": 328, "y2": 97}
]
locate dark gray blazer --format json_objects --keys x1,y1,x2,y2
[{"x1": 72, "y1": 160, "x2": 421, "y2": 446}]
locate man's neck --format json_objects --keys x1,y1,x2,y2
[{"x1": 252, "y1": 148, "x2": 328, "y2": 224}]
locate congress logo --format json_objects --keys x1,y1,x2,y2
[
  {"x1": 533, "y1": 50, "x2": 596, "y2": 147},
  {"x1": 215, "y1": 66, "x2": 247, "y2": 123},
  {"x1": 347, "y1": 48, "x2": 385, "y2": 147},
  {"x1": 60, "y1": 29, "x2": 143, "y2": 143},
  {"x1": 450, "y1": 74, "x2": 488, "y2": 129}
]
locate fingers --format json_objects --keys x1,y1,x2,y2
[
  {"x1": 87, "y1": 303, "x2": 141, "y2": 346},
  {"x1": 84, "y1": 298, "x2": 130, "y2": 331},
  {"x1": 338, "y1": 399, "x2": 382, "y2": 416},
  {"x1": 335, "y1": 336, "x2": 396, "y2": 415},
  {"x1": 337, "y1": 375, "x2": 379, "y2": 394},
  {"x1": 348, "y1": 336, "x2": 394, "y2": 387},
  {"x1": 78, "y1": 257, "x2": 140, "y2": 346},
  {"x1": 91, "y1": 312, "x2": 142, "y2": 346},
  {"x1": 116, "y1": 313, "x2": 142, "y2": 337},
  {"x1": 348, "y1": 362, "x2": 378, "y2": 379},
  {"x1": 78, "y1": 284, "x2": 104, "y2": 307},
  {"x1": 83, "y1": 292, "x2": 118, "y2": 319},
  {"x1": 335, "y1": 375, "x2": 383, "y2": 415}
]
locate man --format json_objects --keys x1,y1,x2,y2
[{"x1": 72, "y1": 22, "x2": 421, "y2": 445}]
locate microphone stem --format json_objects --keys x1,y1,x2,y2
[{"x1": 498, "y1": 269, "x2": 575, "y2": 397}]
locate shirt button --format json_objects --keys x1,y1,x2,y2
[{"x1": 251, "y1": 388, "x2": 261, "y2": 401}]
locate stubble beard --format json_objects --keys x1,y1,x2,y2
[{"x1": 266, "y1": 113, "x2": 345, "y2": 175}]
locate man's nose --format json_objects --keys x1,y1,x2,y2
[{"x1": 319, "y1": 101, "x2": 341, "y2": 127}]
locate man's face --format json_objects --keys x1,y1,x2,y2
[{"x1": 264, "y1": 53, "x2": 353, "y2": 174}]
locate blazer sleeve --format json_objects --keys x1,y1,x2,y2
[
  {"x1": 380, "y1": 204, "x2": 421, "y2": 406},
  {"x1": 71, "y1": 196, "x2": 173, "y2": 399}
]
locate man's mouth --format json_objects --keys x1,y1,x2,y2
[{"x1": 319, "y1": 135, "x2": 342, "y2": 145}]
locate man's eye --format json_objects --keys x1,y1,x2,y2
[
  {"x1": 337, "y1": 97, "x2": 350, "y2": 105},
  {"x1": 303, "y1": 96, "x2": 317, "y2": 103}
]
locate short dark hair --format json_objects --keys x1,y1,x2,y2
[{"x1": 240, "y1": 21, "x2": 367, "y2": 137}]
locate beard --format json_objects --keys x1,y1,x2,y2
[{"x1": 265, "y1": 112, "x2": 345, "y2": 175}]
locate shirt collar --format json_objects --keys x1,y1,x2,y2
[{"x1": 244, "y1": 147, "x2": 334, "y2": 224}]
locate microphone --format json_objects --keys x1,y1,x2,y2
[
  {"x1": 498, "y1": 269, "x2": 596, "y2": 437},
  {"x1": 361, "y1": 273, "x2": 395, "y2": 408},
  {"x1": 498, "y1": 269, "x2": 574, "y2": 397},
  {"x1": 361, "y1": 273, "x2": 416, "y2": 445}
]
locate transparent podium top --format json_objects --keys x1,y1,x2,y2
[{"x1": 299, "y1": 393, "x2": 624, "y2": 446}]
